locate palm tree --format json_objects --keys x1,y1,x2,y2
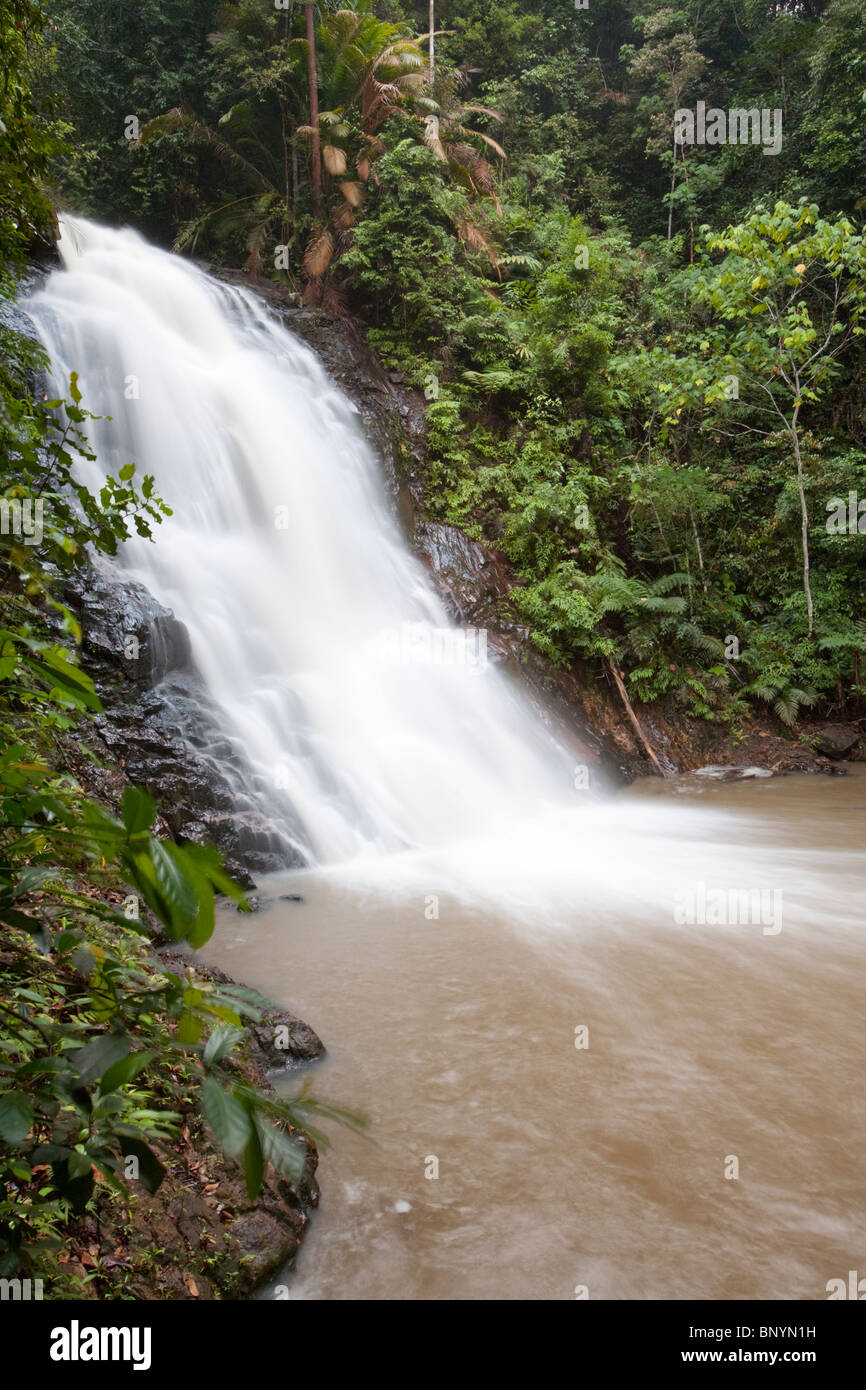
[
  {"x1": 305, "y1": 3, "x2": 323, "y2": 217},
  {"x1": 296, "y1": 5, "x2": 424, "y2": 294},
  {"x1": 139, "y1": 0, "x2": 423, "y2": 291},
  {"x1": 410, "y1": 67, "x2": 507, "y2": 271}
]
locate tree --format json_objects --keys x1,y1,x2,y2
[
  {"x1": 691, "y1": 199, "x2": 866, "y2": 636},
  {"x1": 305, "y1": 2, "x2": 322, "y2": 216},
  {"x1": 625, "y1": 7, "x2": 707, "y2": 246},
  {"x1": 0, "y1": 0, "x2": 56, "y2": 266},
  {"x1": 141, "y1": 0, "x2": 423, "y2": 283}
]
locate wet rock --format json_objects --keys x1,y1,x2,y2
[
  {"x1": 414, "y1": 520, "x2": 511, "y2": 632},
  {"x1": 815, "y1": 725, "x2": 861, "y2": 760},
  {"x1": 251, "y1": 1014, "x2": 325, "y2": 1070},
  {"x1": 691, "y1": 765, "x2": 776, "y2": 781},
  {"x1": 69, "y1": 572, "x2": 192, "y2": 684},
  {"x1": 158, "y1": 950, "x2": 325, "y2": 1070},
  {"x1": 62, "y1": 570, "x2": 308, "y2": 886}
]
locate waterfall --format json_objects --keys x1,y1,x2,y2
[
  {"x1": 26, "y1": 216, "x2": 591, "y2": 874},
  {"x1": 25, "y1": 214, "x2": 849, "y2": 939}
]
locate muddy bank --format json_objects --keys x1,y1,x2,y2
[{"x1": 59, "y1": 938, "x2": 323, "y2": 1299}]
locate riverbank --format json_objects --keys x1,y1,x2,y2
[
  {"x1": 52, "y1": 945, "x2": 322, "y2": 1300},
  {"x1": 30, "y1": 720, "x2": 326, "y2": 1301}
]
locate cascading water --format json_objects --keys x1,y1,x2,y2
[
  {"x1": 27, "y1": 216, "x2": 593, "y2": 875},
  {"x1": 25, "y1": 216, "x2": 862, "y2": 923},
  {"x1": 23, "y1": 217, "x2": 866, "y2": 1300}
]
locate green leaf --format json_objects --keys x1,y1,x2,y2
[
  {"x1": 149, "y1": 840, "x2": 200, "y2": 924},
  {"x1": 67, "y1": 1149, "x2": 93, "y2": 1180},
  {"x1": 51, "y1": 1158, "x2": 94, "y2": 1212},
  {"x1": 176, "y1": 1013, "x2": 203, "y2": 1044},
  {"x1": 70, "y1": 946, "x2": 95, "y2": 976},
  {"x1": 243, "y1": 1125, "x2": 265, "y2": 1200},
  {"x1": 99, "y1": 1050, "x2": 155, "y2": 1095},
  {"x1": 178, "y1": 861, "x2": 215, "y2": 949},
  {"x1": 201, "y1": 1078, "x2": 253, "y2": 1159},
  {"x1": 118, "y1": 1136, "x2": 166, "y2": 1194},
  {"x1": 0, "y1": 1090, "x2": 34, "y2": 1143},
  {"x1": 203, "y1": 1024, "x2": 245, "y2": 1065},
  {"x1": 0, "y1": 897, "x2": 51, "y2": 949},
  {"x1": 121, "y1": 786, "x2": 157, "y2": 836},
  {"x1": 254, "y1": 1111, "x2": 307, "y2": 1184},
  {"x1": 15, "y1": 866, "x2": 52, "y2": 896},
  {"x1": 118, "y1": 463, "x2": 135, "y2": 482},
  {"x1": 71, "y1": 1034, "x2": 130, "y2": 1087},
  {"x1": 180, "y1": 841, "x2": 248, "y2": 905}
]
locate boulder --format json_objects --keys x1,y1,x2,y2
[{"x1": 814, "y1": 725, "x2": 861, "y2": 760}]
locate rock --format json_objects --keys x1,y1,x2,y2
[
  {"x1": 691, "y1": 764, "x2": 775, "y2": 781},
  {"x1": 251, "y1": 1013, "x2": 325, "y2": 1069},
  {"x1": 814, "y1": 725, "x2": 861, "y2": 760},
  {"x1": 157, "y1": 950, "x2": 325, "y2": 1071},
  {"x1": 70, "y1": 572, "x2": 192, "y2": 684},
  {"x1": 414, "y1": 520, "x2": 511, "y2": 632},
  {"x1": 62, "y1": 570, "x2": 309, "y2": 886}
]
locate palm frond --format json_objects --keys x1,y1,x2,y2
[{"x1": 303, "y1": 228, "x2": 335, "y2": 279}]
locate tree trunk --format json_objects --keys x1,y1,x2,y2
[
  {"x1": 791, "y1": 406, "x2": 814, "y2": 637},
  {"x1": 292, "y1": 133, "x2": 299, "y2": 241},
  {"x1": 279, "y1": 97, "x2": 290, "y2": 240},
  {"x1": 305, "y1": 3, "x2": 322, "y2": 218},
  {"x1": 667, "y1": 136, "x2": 676, "y2": 243},
  {"x1": 606, "y1": 660, "x2": 668, "y2": 778},
  {"x1": 689, "y1": 506, "x2": 708, "y2": 593},
  {"x1": 429, "y1": 0, "x2": 435, "y2": 79}
]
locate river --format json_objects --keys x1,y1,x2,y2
[{"x1": 203, "y1": 767, "x2": 866, "y2": 1300}]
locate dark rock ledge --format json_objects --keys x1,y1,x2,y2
[{"x1": 64, "y1": 569, "x2": 309, "y2": 887}]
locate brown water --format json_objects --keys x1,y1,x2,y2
[{"x1": 200, "y1": 769, "x2": 866, "y2": 1300}]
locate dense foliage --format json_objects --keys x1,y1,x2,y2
[
  {"x1": 34, "y1": 0, "x2": 863, "y2": 728},
  {"x1": 0, "y1": 0, "x2": 358, "y2": 1297}
]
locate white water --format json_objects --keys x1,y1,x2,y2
[
  {"x1": 24, "y1": 217, "x2": 866, "y2": 1299},
  {"x1": 27, "y1": 216, "x2": 602, "y2": 882},
  {"x1": 26, "y1": 217, "x2": 866, "y2": 932}
]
